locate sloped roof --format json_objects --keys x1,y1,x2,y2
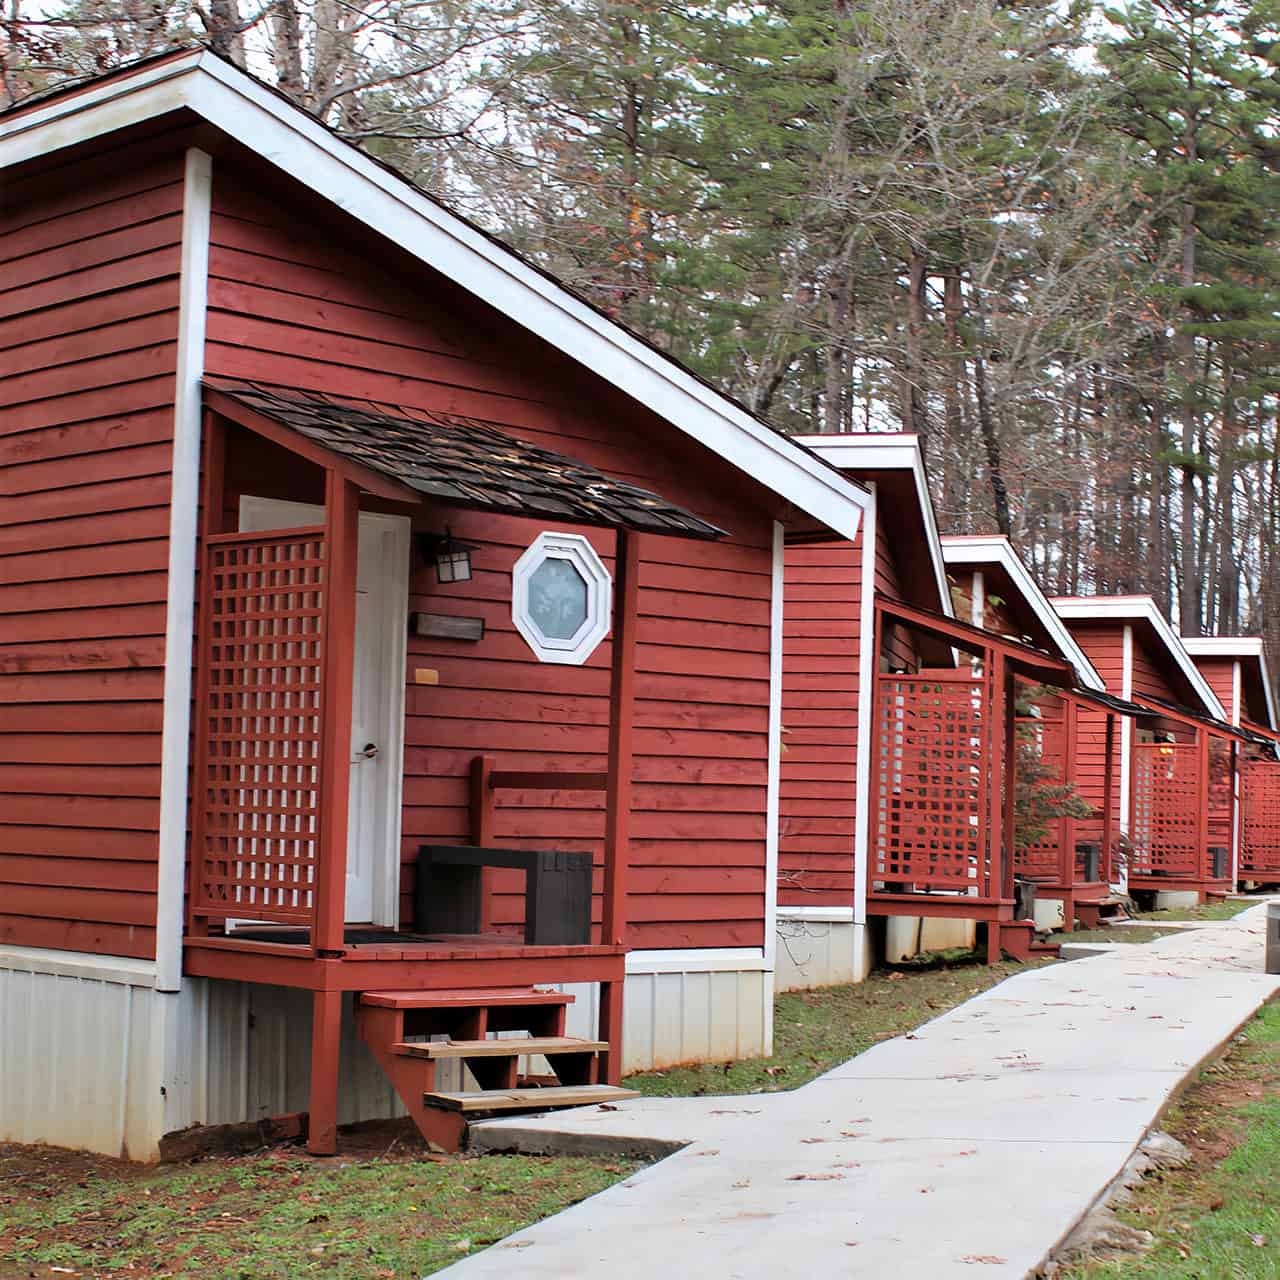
[
  {"x1": 204, "y1": 379, "x2": 725, "y2": 538},
  {"x1": 0, "y1": 46, "x2": 870, "y2": 543}
]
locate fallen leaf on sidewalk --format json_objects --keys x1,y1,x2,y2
[
  {"x1": 787, "y1": 1171, "x2": 844, "y2": 1181},
  {"x1": 960, "y1": 1256, "x2": 1007, "y2": 1265}
]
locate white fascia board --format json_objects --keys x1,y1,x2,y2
[
  {"x1": 1, "y1": 54, "x2": 869, "y2": 544},
  {"x1": 1182, "y1": 638, "x2": 1278, "y2": 729},
  {"x1": 776, "y1": 906, "x2": 856, "y2": 923},
  {"x1": 1052, "y1": 596, "x2": 1226, "y2": 720},
  {"x1": 942, "y1": 536, "x2": 1105, "y2": 691},
  {"x1": 793, "y1": 434, "x2": 952, "y2": 616}
]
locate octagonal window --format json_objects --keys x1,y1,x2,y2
[{"x1": 512, "y1": 532, "x2": 612, "y2": 665}]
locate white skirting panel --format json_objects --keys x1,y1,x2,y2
[
  {"x1": 0, "y1": 950, "x2": 166, "y2": 1159},
  {"x1": 775, "y1": 912, "x2": 872, "y2": 992},
  {"x1": 1, "y1": 950, "x2": 774, "y2": 1159}
]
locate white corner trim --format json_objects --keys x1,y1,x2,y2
[
  {"x1": 763, "y1": 521, "x2": 784, "y2": 972},
  {"x1": 793, "y1": 434, "x2": 952, "y2": 616},
  {"x1": 776, "y1": 905, "x2": 856, "y2": 923},
  {"x1": 0, "y1": 944, "x2": 160, "y2": 988},
  {"x1": 852, "y1": 484, "x2": 877, "y2": 927},
  {"x1": 0, "y1": 54, "x2": 871, "y2": 544},
  {"x1": 1052, "y1": 595, "x2": 1225, "y2": 719},
  {"x1": 1119, "y1": 623, "x2": 1133, "y2": 838},
  {"x1": 154, "y1": 146, "x2": 212, "y2": 994},
  {"x1": 970, "y1": 567, "x2": 985, "y2": 629},
  {"x1": 943, "y1": 537, "x2": 1106, "y2": 690},
  {"x1": 624, "y1": 948, "x2": 771, "y2": 975},
  {"x1": 1232, "y1": 659, "x2": 1243, "y2": 727}
]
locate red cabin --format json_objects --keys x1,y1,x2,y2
[
  {"x1": 0, "y1": 50, "x2": 873, "y2": 1157},
  {"x1": 1182, "y1": 638, "x2": 1280, "y2": 884},
  {"x1": 1051, "y1": 598, "x2": 1236, "y2": 905},
  {"x1": 942, "y1": 536, "x2": 1133, "y2": 931}
]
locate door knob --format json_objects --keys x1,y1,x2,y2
[{"x1": 355, "y1": 742, "x2": 379, "y2": 760}]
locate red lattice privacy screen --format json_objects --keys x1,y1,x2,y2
[
  {"x1": 1241, "y1": 758, "x2": 1280, "y2": 876},
  {"x1": 191, "y1": 529, "x2": 327, "y2": 924},
  {"x1": 872, "y1": 671, "x2": 992, "y2": 894},
  {"x1": 1013, "y1": 705, "x2": 1065, "y2": 878},
  {"x1": 1130, "y1": 741, "x2": 1200, "y2": 877}
]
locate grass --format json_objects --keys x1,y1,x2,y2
[
  {"x1": 1061, "y1": 999, "x2": 1280, "y2": 1279},
  {"x1": 1065, "y1": 925, "x2": 1186, "y2": 944},
  {"x1": 626, "y1": 955, "x2": 1040, "y2": 1097},
  {"x1": 0, "y1": 1144, "x2": 637, "y2": 1280},
  {"x1": 1063, "y1": 897, "x2": 1261, "y2": 945},
  {"x1": 1136, "y1": 898, "x2": 1259, "y2": 924}
]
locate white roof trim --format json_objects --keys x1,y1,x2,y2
[
  {"x1": 1182, "y1": 637, "x2": 1277, "y2": 730},
  {"x1": 1051, "y1": 595, "x2": 1226, "y2": 719},
  {"x1": 792, "y1": 434, "x2": 952, "y2": 616},
  {"x1": 0, "y1": 51, "x2": 870, "y2": 542},
  {"x1": 941, "y1": 536, "x2": 1105, "y2": 691}
]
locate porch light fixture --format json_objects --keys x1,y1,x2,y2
[{"x1": 417, "y1": 527, "x2": 477, "y2": 584}]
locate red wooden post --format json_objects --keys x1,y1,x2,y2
[
  {"x1": 470, "y1": 754, "x2": 496, "y2": 931},
  {"x1": 866, "y1": 606, "x2": 886, "y2": 899},
  {"x1": 1101, "y1": 713, "x2": 1116, "y2": 885},
  {"x1": 307, "y1": 987, "x2": 343, "y2": 1156},
  {"x1": 1001, "y1": 662, "x2": 1018, "y2": 904},
  {"x1": 187, "y1": 409, "x2": 227, "y2": 939},
  {"x1": 1061, "y1": 698, "x2": 1079, "y2": 888},
  {"x1": 1196, "y1": 726, "x2": 1211, "y2": 890},
  {"x1": 315, "y1": 472, "x2": 359, "y2": 954},
  {"x1": 602, "y1": 529, "x2": 639, "y2": 949},
  {"x1": 987, "y1": 649, "x2": 1007, "y2": 903}
]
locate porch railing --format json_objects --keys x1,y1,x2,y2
[
  {"x1": 1130, "y1": 740, "x2": 1201, "y2": 878},
  {"x1": 1241, "y1": 757, "x2": 1280, "y2": 876},
  {"x1": 189, "y1": 527, "x2": 328, "y2": 928},
  {"x1": 871, "y1": 669, "x2": 995, "y2": 896}
]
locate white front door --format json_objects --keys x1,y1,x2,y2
[{"x1": 239, "y1": 496, "x2": 410, "y2": 925}]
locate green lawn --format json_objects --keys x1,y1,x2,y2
[
  {"x1": 1137, "y1": 898, "x2": 1260, "y2": 924},
  {"x1": 626, "y1": 957, "x2": 1040, "y2": 1097},
  {"x1": 1062, "y1": 999, "x2": 1280, "y2": 1278},
  {"x1": 0, "y1": 1145, "x2": 636, "y2": 1280}
]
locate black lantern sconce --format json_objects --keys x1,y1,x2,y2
[{"x1": 417, "y1": 527, "x2": 478, "y2": 584}]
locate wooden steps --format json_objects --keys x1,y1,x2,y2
[
  {"x1": 394, "y1": 1036, "x2": 607, "y2": 1060},
  {"x1": 356, "y1": 986, "x2": 623, "y2": 1153},
  {"x1": 424, "y1": 1084, "x2": 638, "y2": 1113}
]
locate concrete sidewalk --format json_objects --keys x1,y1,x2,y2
[{"x1": 441, "y1": 902, "x2": 1280, "y2": 1279}]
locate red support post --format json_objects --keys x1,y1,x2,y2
[
  {"x1": 1001, "y1": 662, "x2": 1018, "y2": 905},
  {"x1": 470, "y1": 754, "x2": 496, "y2": 931},
  {"x1": 987, "y1": 650, "x2": 1007, "y2": 903},
  {"x1": 1101, "y1": 713, "x2": 1116, "y2": 886},
  {"x1": 1197, "y1": 726, "x2": 1211, "y2": 889},
  {"x1": 315, "y1": 472, "x2": 359, "y2": 955},
  {"x1": 1061, "y1": 698, "x2": 1080, "y2": 889},
  {"x1": 307, "y1": 987, "x2": 343, "y2": 1156},
  {"x1": 187, "y1": 409, "x2": 227, "y2": 939},
  {"x1": 602, "y1": 530, "x2": 638, "y2": 950}
]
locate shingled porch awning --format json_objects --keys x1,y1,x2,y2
[{"x1": 201, "y1": 378, "x2": 726, "y2": 540}]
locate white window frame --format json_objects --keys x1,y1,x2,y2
[{"x1": 512, "y1": 531, "x2": 613, "y2": 665}]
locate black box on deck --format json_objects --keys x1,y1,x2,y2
[{"x1": 416, "y1": 845, "x2": 593, "y2": 945}]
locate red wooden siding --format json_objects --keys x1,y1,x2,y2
[
  {"x1": 0, "y1": 138, "x2": 188, "y2": 959},
  {"x1": 204, "y1": 164, "x2": 776, "y2": 950},
  {"x1": 778, "y1": 536, "x2": 861, "y2": 907},
  {"x1": 1193, "y1": 657, "x2": 1236, "y2": 722},
  {"x1": 1129, "y1": 642, "x2": 1178, "y2": 704}
]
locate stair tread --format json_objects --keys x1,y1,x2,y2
[
  {"x1": 423, "y1": 1084, "x2": 639, "y2": 1113},
  {"x1": 360, "y1": 987, "x2": 574, "y2": 1010},
  {"x1": 394, "y1": 1037, "x2": 607, "y2": 1060}
]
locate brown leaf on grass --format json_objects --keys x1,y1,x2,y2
[{"x1": 1208, "y1": 1196, "x2": 1224, "y2": 1211}]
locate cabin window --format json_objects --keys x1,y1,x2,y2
[{"x1": 512, "y1": 531, "x2": 612, "y2": 664}]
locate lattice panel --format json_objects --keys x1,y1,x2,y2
[
  {"x1": 1014, "y1": 711, "x2": 1065, "y2": 878},
  {"x1": 1130, "y1": 742, "x2": 1200, "y2": 877},
  {"x1": 193, "y1": 530, "x2": 327, "y2": 923},
  {"x1": 1241, "y1": 758, "x2": 1280, "y2": 876},
  {"x1": 872, "y1": 673, "x2": 990, "y2": 892}
]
